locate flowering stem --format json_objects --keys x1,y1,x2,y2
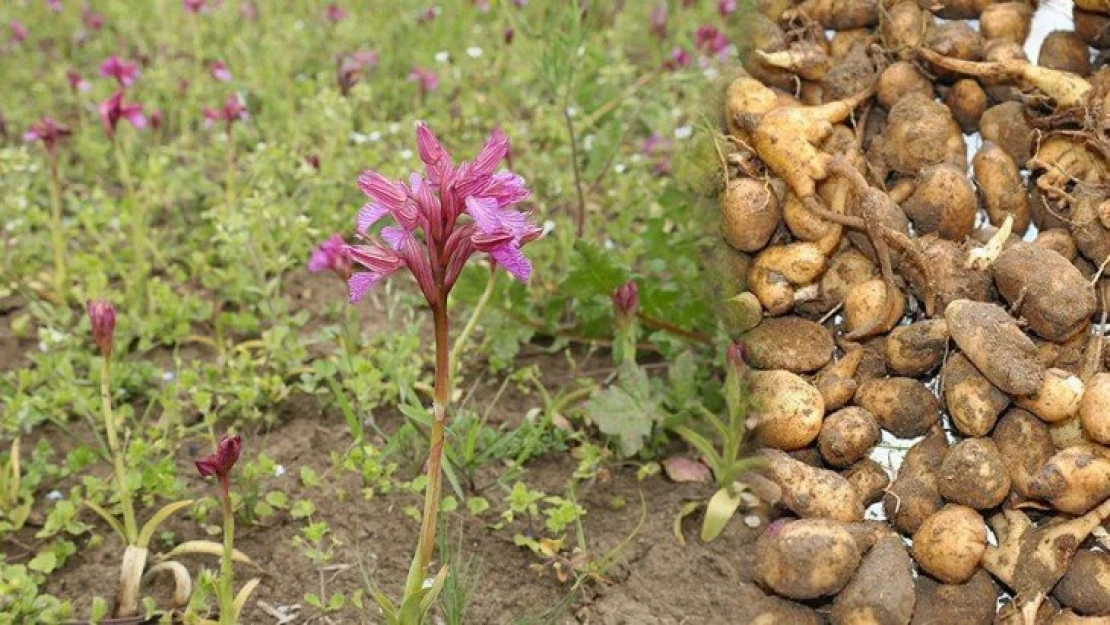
[
  {"x1": 563, "y1": 107, "x2": 587, "y2": 238},
  {"x1": 405, "y1": 303, "x2": 450, "y2": 598},
  {"x1": 112, "y1": 135, "x2": 148, "y2": 305},
  {"x1": 48, "y1": 155, "x2": 66, "y2": 297},
  {"x1": 100, "y1": 355, "x2": 137, "y2": 544},
  {"x1": 449, "y1": 267, "x2": 496, "y2": 386},
  {"x1": 218, "y1": 483, "x2": 236, "y2": 625}
]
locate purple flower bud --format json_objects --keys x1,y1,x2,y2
[
  {"x1": 150, "y1": 109, "x2": 164, "y2": 130},
  {"x1": 99, "y1": 55, "x2": 141, "y2": 87},
  {"x1": 86, "y1": 300, "x2": 117, "y2": 357},
  {"x1": 82, "y1": 8, "x2": 106, "y2": 30},
  {"x1": 210, "y1": 60, "x2": 231, "y2": 82},
  {"x1": 99, "y1": 91, "x2": 146, "y2": 138},
  {"x1": 183, "y1": 0, "x2": 206, "y2": 13},
  {"x1": 612, "y1": 280, "x2": 639, "y2": 321},
  {"x1": 726, "y1": 341, "x2": 747, "y2": 374},
  {"x1": 695, "y1": 25, "x2": 729, "y2": 58},
  {"x1": 305, "y1": 153, "x2": 321, "y2": 171},
  {"x1": 649, "y1": 2, "x2": 667, "y2": 39},
  {"x1": 308, "y1": 233, "x2": 352, "y2": 279},
  {"x1": 417, "y1": 6, "x2": 437, "y2": 23},
  {"x1": 407, "y1": 66, "x2": 438, "y2": 97},
  {"x1": 718, "y1": 0, "x2": 737, "y2": 16},
  {"x1": 195, "y1": 434, "x2": 242, "y2": 484},
  {"x1": 66, "y1": 70, "x2": 90, "y2": 92},
  {"x1": 9, "y1": 20, "x2": 28, "y2": 44},
  {"x1": 663, "y1": 46, "x2": 691, "y2": 71},
  {"x1": 24, "y1": 117, "x2": 71, "y2": 155},
  {"x1": 324, "y1": 3, "x2": 347, "y2": 22},
  {"x1": 503, "y1": 27, "x2": 514, "y2": 45}
]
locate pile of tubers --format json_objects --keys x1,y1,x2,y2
[{"x1": 715, "y1": 0, "x2": 1110, "y2": 622}]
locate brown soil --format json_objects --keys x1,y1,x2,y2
[
  {"x1": 6, "y1": 279, "x2": 769, "y2": 624},
  {"x1": 36, "y1": 396, "x2": 765, "y2": 624}
]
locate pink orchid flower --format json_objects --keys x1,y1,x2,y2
[
  {"x1": 99, "y1": 91, "x2": 147, "y2": 138},
  {"x1": 344, "y1": 123, "x2": 540, "y2": 307},
  {"x1": 210, "y1": 60, "x2": 231, "y2": 82},
  {"x1": 24, "y1": 116, "x2": 72, "y2": 156},
  {"x1": 99, "y1": 55, "x2": 141, "y2": 87}
]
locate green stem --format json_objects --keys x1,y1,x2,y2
[
  {"x1": 48, "y1": 156, "x2": 66, "y2": 297},
  {"x1": 448, "y1": 268, "x2": 496, "y2": 386},
  {"x1": 101, "y1": 356, "x2": 138, "y2": 544},
  {"x1": 404, "y1": 304, "x2": 450, "y2": 598},
  {"x1": 218, "y1": 487, "x2": 235, "y2": 625},
  {"x1": 113, "y1": 136, "x2": 147, "y2": 304},
  {"x1": 224, "y1": 140, "x2": 237, "y2": 208}
]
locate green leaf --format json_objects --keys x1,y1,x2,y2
[
  {"x1": 565, "y1": 240, "x2": 630, "y2": 298},
  {"x1": 701, "y1": 487, "x2": 742, "y2": 543},
  {"x1": 291, "y1": 499, "x2": 316, "y2": 519},
  {"x1": 466, "y1": 496, "x2": 489, "y2": 516},
  {"x1": 265, "y1": 490, "x2": 289, "y2": 509},
  {"x1": 305, "y1": 593, "x2": 323, "y2": 609},
  {"x1": 28, "y1": 551, "x2": 57, "y2": 574},
  {"x1": 667, "y1": 351, "x2": 698, "y2": 408},
  {"x1": 300, "y1": 467, "x2": 321, "y2": 488},
  {"x1": 584, "y1": 363, "x2": 664, "y2": 457},
  {"x1": 440, "y1": 496, "x2": 458, "y2": 513},
  {"x1": 137, "y1": 500, "x2": 194, "y2": 549}
]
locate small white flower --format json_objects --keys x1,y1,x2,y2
[
  {"x1": 46, "y1": 490, "x2": 63, "y2": 502},
  {"x1": 702, "y1": 67, "x2": 719, "y2": 80},
  {"x1": 542, "y1": 219, "x2": 556, "y2": 235},
  {"x1": 583, "y1": 134, "x2": 594, "y2": 151},
  {"x1": 368, "y1": 131, "x2": 382, "y2": 142},
  {"x1": 273, "y1": 465, "x2": 286, "y2": 477},
  {"x1": 466, "y1": 46, "x2": 483, "y2": 58},
  {"x1": 161, "y1": 371, "x2": 175, "y2": 382},
  {"x1": 349, "y1": 132, "x2": 370, "y2": 145},
  {"x1": 674, "y1": 125, "x2": 693, "y2": 140},
  {"x1": 614, "y1": 163, "x2": 626, "y2": 174},
  {"x1": 388, "y1": 122, "x2": 402, "y2": 134},
  {"x1": 422, "y1": 576, "x2": 436, "y2": 589},
  {"x1": 577, "y1": 45, "x2": 585, "y2": 57},
  {"x1": 565, "y1": 106, "x2": 578, "y2": 117},
  {"x1": 400, "y1": 149, "x2": 414, "y2": 160},
  {"x1": 603, "y1": 239, "x2": 615, "y2": 250},
  {"x1": 435, "y1": 51, "x2": 450, "y2": 63}
]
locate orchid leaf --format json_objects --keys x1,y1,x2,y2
[
  {"x1": 160, "y1": 540, "x2": 256, "y2": 566},
  {"x1": 701, "y1": 487, "x2": 742, "y2": 543},
  {"x1": 233, "y1": 578, "x2": 261, "y2": 620},
  {"x1": 137, "y1": 499, "x2": 194, "y2": 548},
  {"x1": 83, "y1": 500, "x2": 127, "y2": 543}
]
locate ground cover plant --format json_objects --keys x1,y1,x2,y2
[{"x1": 0, "y1": 0, "x2": 765, "y2": 622}]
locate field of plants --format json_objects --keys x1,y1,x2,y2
[
  {"x1": 4, "y1": 0, "x2": 1110, "y2": 623},
  {"x1": 0, "y1": 1, "x2": 754, "y2": 623}
]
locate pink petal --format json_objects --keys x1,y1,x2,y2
[
  {"x1": 347, "y1": 272, "x2": 380, "y2": 303},
  {"x1": 357, "y1": 170, "x2": 407, "y2": 212},
  {"x1": 380, "y1": 226, "x2": 407, "y2": 250},
  {"x1": 356, "y1": 202, "x2": 388, "y2": 234},
  {"x1": 464, "y1": 196, "x2": 500, "y2": 234},
  {"x1": 662, "y1": 457, "x2": 711, "y2": 484},
  {"x1": 472, "y1": 127, "x2": 508, "y2": 176},
  {"x1": 490, "y1": 243, "x2": 531, "y2": 282},
  {"x1": 415, "y1": 121, "x2": 448, "y2": 169}
]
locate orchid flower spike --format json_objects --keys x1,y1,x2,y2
[
  {"x1": 86, "y1": 300, "x2": 117, "y2": 357},
  {"x1": 99, "y1": 91, "x2": 146, "y2": 138},
  {"x1": 99, "y1": 55, "x2": 141, "y2": 87},
  {"x1": 24, "y1": 117, "x2": 72, "y2": 156},
  {"x1": 195, "y1": 434, "x2": 242, "y2": 487},
  {"x1": 343, "y1": 122, "x2": 540, "y2": 308}
]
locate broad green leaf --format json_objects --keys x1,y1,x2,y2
[
  {"x1": 28, "y1": 551, "x2": 57, "y2": 574},
  {"x1": 701, "y1": 487, "x2": 742, "y2": 543},
  {"x1": 585, "y1": 363, "x2": 665, "y2": 457}
]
